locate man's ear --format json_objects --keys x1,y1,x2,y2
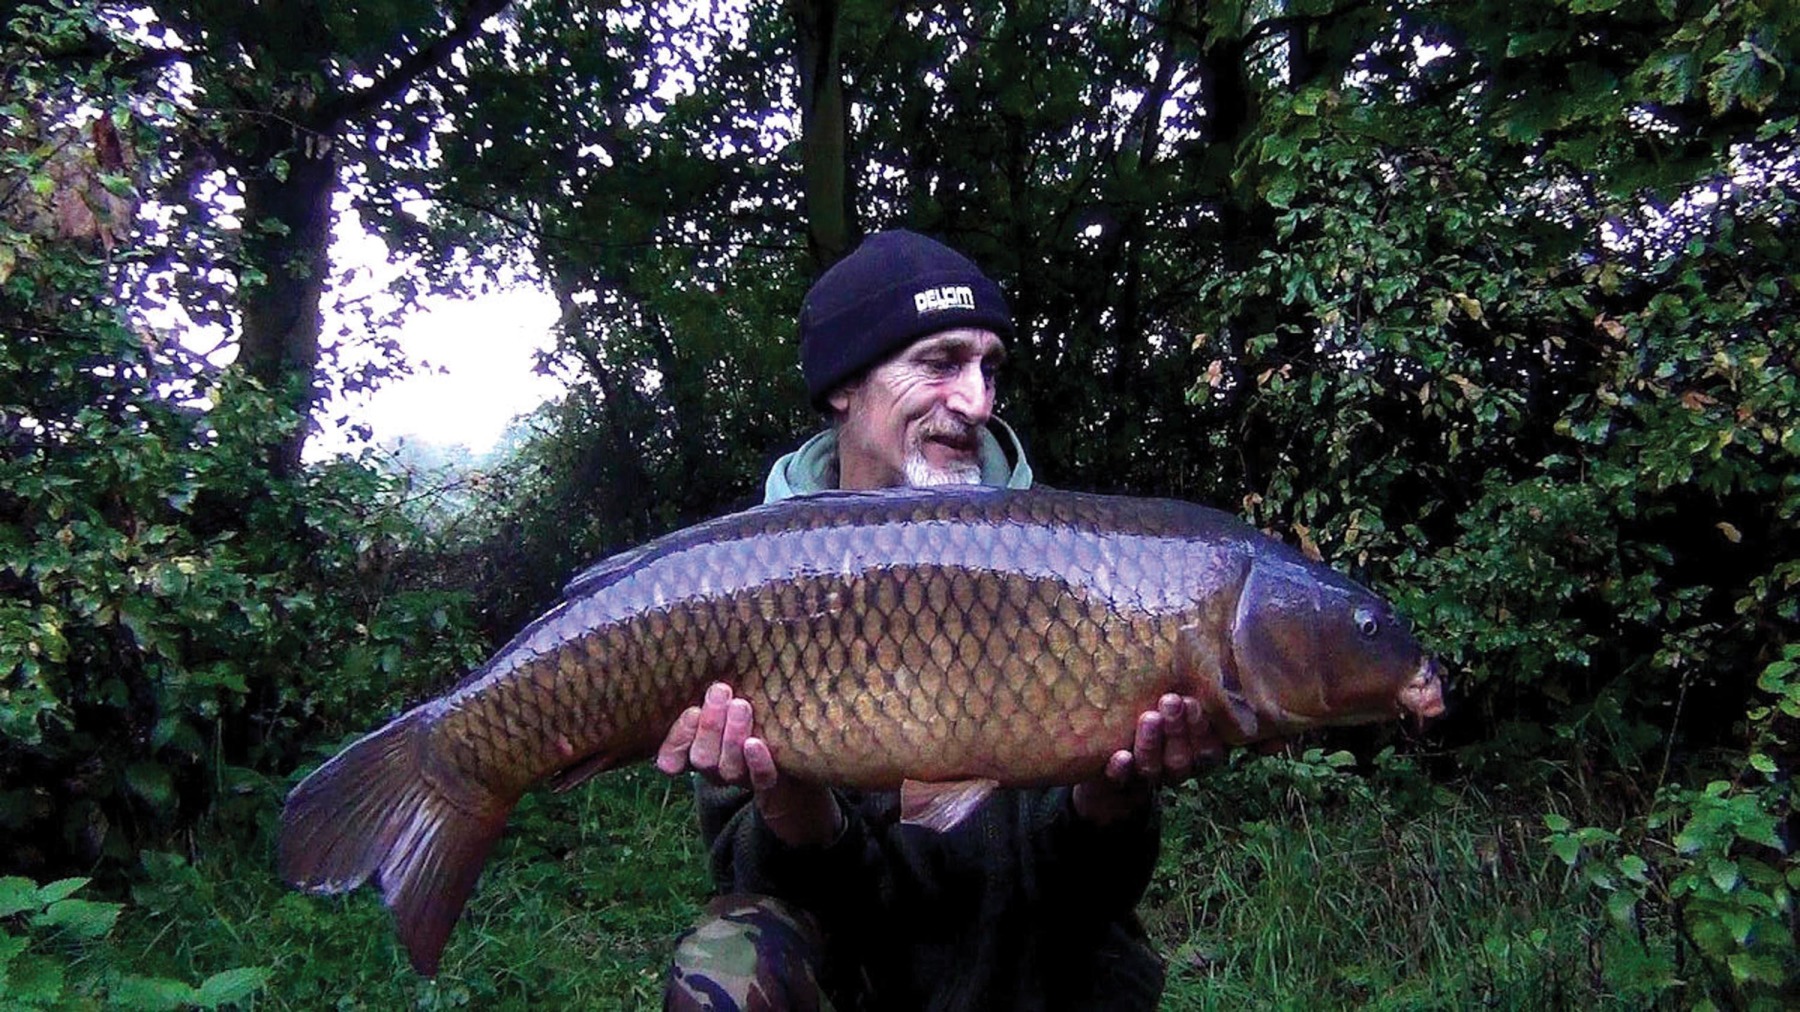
[{"x1": 827, "y1": 384, "x2": 855, "y2": 417}]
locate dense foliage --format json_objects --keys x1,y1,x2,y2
[
  {"x1": 2, "y1": 0, "x2": 1795, "y2": 1006},
  {"x1": 2, "y1": 2, "x2": 485, "y2": 876}
]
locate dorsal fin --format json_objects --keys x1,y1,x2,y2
[{"x1": 559, "y1": 488, "x2": 1000, "y2": 599}]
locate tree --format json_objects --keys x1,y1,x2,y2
[
  {"x1": 115, "y1": 0, "x2": 511, "y2": 475},
  {"x1": 1, "y1": 2, "x2": 487, "y2": 873}
]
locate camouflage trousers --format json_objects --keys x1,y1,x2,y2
[{"x1": 664, "y1": 894, "x2": 838, "y2": 1012}]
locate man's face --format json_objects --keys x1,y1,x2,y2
[{"x1": 829, "y1": 328, "x2": 1007, "y2": 490}]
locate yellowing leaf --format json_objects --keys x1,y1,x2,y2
[
  {"x1": 1716, "y1": 522, "x2": 1741, "y2": 543},
  {"x1": 1450, "y1": 374, "x2": 1484, "y2": 401},
  {"x1": 1292, "y1": 523, "x2": 1323, "y2": 561}
]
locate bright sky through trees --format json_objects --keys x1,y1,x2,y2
[
  {"x1": 303, "y1": 206, "x2": 563, "y2": 460},
  {"x1": 312, "y1": 285, "x2": 562, "y2": 458}
]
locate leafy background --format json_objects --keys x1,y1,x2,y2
[{"x1": 1, "y1": 0, "x2": 1794, "y2": 1007}]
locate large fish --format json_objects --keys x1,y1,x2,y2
[{"x1": 279, "y1": 486, "x2": 1445, "y2": 975}]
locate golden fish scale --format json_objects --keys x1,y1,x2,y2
[{"x1": 434, "y1": 494, "x2": 1209, "y2": 796}]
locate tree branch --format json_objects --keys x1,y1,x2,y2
[
  {"x1": 1240, "y1": 0, "x2": 1378, "y2": 55},
  {"x1": 322, "y1": 0, "x2": 512, "y2": 128}
]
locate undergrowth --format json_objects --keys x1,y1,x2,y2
[
  {"x1": 102, "y1": 766, "x2": 705, "y2": 1010},
  {"x1": 66, "y1": 747, "x2": 1787, "y2": 1010},
  {"x1": 1146, "y1": 749, "x2": 1667, "y2": 1010},
  {"x1": 1146, "y1": 739, "x2": 1795, "y2": 1010}
]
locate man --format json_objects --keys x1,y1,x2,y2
[{"x1": 658, "y1": 231, "x2": 1218, "y2": 1010}]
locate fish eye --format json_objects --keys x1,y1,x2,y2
[{"x1": 1355, "y1": 607, "x2": 1380, "y2": 639}]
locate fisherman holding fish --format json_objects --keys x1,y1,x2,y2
[
  {"x1": 278, "y1": 231, "x2": 1444, "y2": 997},
  {"x1": 658, "y1": 231, "x2": 1218, "y2": 1011}
]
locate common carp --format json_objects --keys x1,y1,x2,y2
[{"x1": 279, "y1": 486, "x2": 1445, "y2": 975}]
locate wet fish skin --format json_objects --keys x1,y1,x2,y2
[{"x1": 279, "y1": 486, "x2": 1444, "y2": 976}]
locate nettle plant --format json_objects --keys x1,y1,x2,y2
[
  {"x1": 1546, "y1": 645, "x2": 1798, "y2": 1010},
  {"x1": 0, "y1": 874, "x2": 268, "y2": 1009}
]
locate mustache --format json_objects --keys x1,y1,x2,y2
[{"x1": 914, "y1": 417, "x2": 979, "y2": 449}]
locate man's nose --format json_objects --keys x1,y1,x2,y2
[{"x1": 943, "y1": 362, "x2": 994, "y2": 424}]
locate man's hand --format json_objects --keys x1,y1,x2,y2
[
  {"x1": 656, "y1": 683, "x2": 844, "y2": 848},
  {"x1": 1071, "y1": 693, "x2": 1222, "y2": 826}
]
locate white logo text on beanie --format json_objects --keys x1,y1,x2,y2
[{"x1": 914, "y1": 285, "x2": 976, "y2": 315}]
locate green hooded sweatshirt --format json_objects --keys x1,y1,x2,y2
[{"x1": 762, "y1": 417, "x2": 1035, "y2": 502}]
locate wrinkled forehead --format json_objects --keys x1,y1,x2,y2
[{"x1": 895, "y1": 327, "x2": 1009, "y2": 364}]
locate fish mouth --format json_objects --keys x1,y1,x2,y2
[{"x1": 1398, "y1": 657, "x2": 1446, "y2": 720}]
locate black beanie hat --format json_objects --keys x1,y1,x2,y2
[{"x1": 799, "y1": 230, "x2": 1014, "y2": 409}]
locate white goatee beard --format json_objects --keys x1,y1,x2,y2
[{"x1": 903, "y1": 449, "x2": 981, "y2": 488}]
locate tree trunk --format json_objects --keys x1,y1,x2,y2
[
  {"x1": 789, "y1": 0, "x2": 854, "y2": 270},
  {"x1": 236, "y1": 132, "x2": 337, "y2": 478}
]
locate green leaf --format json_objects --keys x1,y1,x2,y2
[
  {"x1": 1605, "y1": 888, "x2": 1637, "y2": 927},
  {"x1": 1266, "y1": 174, "x2": 1298, "y2": 210},
  {"x1": 1755, "y1": 659, "x2": 1796, "y2": 692},
  {"x1": 1707, "y1": 40, "x2": 1779, "y2": 115},
  {"x1": 0, "y1": 932, "x2": 28, "y2": 972},
  {"x1": 1721, "y1": 908, "x2": 1756, "y2": 944},
  {"x1": 6, "y1": 952, "x2": 65, "y2": 1002},
  {"x1": 126, "y1": 762, "x2": 176, "y2": 811},
  {"x1": 1543, "y1": 813, "x2": 1572, "y2": 833},
  {"x1": 0, "y1": 878, "x2": 38, "y2": 918},
  {"x1": 195, "y1": 966, "x2": 271, "y2": 1007},
  {"x1": 1618, "y1": 855, "x2": 1650, "y2": 884},
  {"x1": 1551, "y1": 835, "x2": 1582, "y2": 866},
  {"x1": 1758, "y1": 114, "x2": 1798, "y2": 142},
  {"x1": 1708, "y1": 859, "x2": 1741, "y2": 892},
  {"x1": 1726, "y1": 951, "x2": 1787, "y2": 985},
  {"x1": 35, "y1": 878, "x2": 88, "y2": 906},
  {"x1": 33, "y1": 897, "x2": 119, "y2": 939},
  {"x1": 110, "y1": 975, "x2": 200, "y2": 1011},
  {"x1": 1748, "y1": 752, "x2": 1777, "y2": 774},
  {"x1": 98, "y1": 172, "x2": 135, "y2": 198}
]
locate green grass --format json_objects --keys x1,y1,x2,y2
[
  {"x1": 108, "y1": 767, "x2": 708, "y2": 1010},
  {"x1": 1144, "y1": 759, "x2": 1677, "y2": 1010},
  {"x1": 82, "y1": 756, "x2": 1733, "y2": 1009}
]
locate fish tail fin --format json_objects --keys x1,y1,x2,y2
[{"x1": 278, "y1": 707, "x2": 511, "y2": 977}]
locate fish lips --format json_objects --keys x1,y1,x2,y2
[{"x1": 1399, "y1": 656, "x2": 1448, "y2": 720}]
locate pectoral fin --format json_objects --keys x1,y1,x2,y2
[
  {"x1": 900, "y1": 778, "x2": 999, "y2": 831},
  {"x1": 1212, "y1": 661, "x2": 1260, "y2": 743},
  {"x1": 548, "y1": 750, "x2": 618, "y2": 793}
]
